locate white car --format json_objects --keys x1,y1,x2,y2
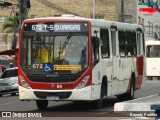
[{"x1": 0, "y1": 67, "x2": 18, "y2": 97}]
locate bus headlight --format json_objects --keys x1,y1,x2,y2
[
  {"x1": 76, "y1": 76, "x2": 89, "y2": 89},
  {"x1": 19, "y1": 76, "x2": 31, "y2": 89}
]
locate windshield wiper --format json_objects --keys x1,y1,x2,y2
[{"x1": 59, "y1": 34, "x2": 72, "y2": 58}]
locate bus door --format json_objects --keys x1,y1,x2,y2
[
  {"x1": 91, "y1": 29, "x2": 101, "y2": 100},
  {"x1": 110, "y1": 25, "x2": 119, "y2": 95},
  {"x1": 136, "y1": 28, "x2": 145, "y2": 89}
]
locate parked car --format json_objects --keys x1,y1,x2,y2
[{"x1": 0, "y1": 67, "x2": 18, "y2": 97}]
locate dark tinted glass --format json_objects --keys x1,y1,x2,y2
[{"x1": 1, "y1": 69, "x2": 18, "y2": 78}]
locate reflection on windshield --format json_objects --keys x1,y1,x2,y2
[
  {"x1": 21, "y1": 33, "x2": 88, "y2": 74},
  {"x1": 147, "y1": 45, "x2": 160, "y2": 58}
]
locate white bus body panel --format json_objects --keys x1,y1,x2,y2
[
  {"x1": 90, "y1": 20, "x2": 143, "y2": 98},
  {"x1": 146, "y1": 40, "x2": 160, "y2": 77},
  {"x1": 146, "y1": 58, "x2": 160, "y2": 76}
]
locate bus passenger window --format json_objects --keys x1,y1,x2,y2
[
  {"x1": 125, "y1": 31, "x2": 133, "y2": 57},
  {"x1": 147, "y1": 45, "x2": 160, "y2": 58},
  {"x1": 132, "y1": 32, "x2": 137, "y2": 56},
  {"x1": 118, "y1": 31, "x2": 125, "y2": 57},
  {"x1": 92, "y1": 36, "x2": 99, "y2": 65},
  {"x1": 137, "y1": 32, "x2": 141, "y2": 55},
  {"x1": 100, "y1": 29, "x2": 110, "y2": 58}
]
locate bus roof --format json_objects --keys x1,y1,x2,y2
[
  {"x1": 23, "y1": 16, "x2": 143, "y2": 31},
  {"x1": 145, "y1": 40, "x2": 160, "y2": 46},
  {"x1": 90, "y1": 19, "x2": 141, "y2": 30}
]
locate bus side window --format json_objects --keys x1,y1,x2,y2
[
  {"x1": 137, "y1": 32, "x2": 141, "y2": 55},
  {"x1": 132, "y1": 31, "x2": 137, "y2": 56},
  {"x1": 118, "y1": 30, "x2": 125, "y2": 57},
  {"x1": 100, "y1": 29, "x2": 110, "y2": 58},
  {"x1": 146, "y1": 46, "x2": 151, "y2": 57},
  {"x1": 125, "y1": 31, "x2": 133, "y2": 57},
  {"x1": 92, "y1": 36, "x2": 100, "y2": 66},
  {"x1": 142, "y1": 33, "x2": 145, "y2": 55},
  {"x1": 137, "y1": 32, "x2": 144, "y2": 55}
]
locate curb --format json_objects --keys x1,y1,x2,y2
[{"x1": 114, "y1": 94, "x2": 160, "y2": 111}]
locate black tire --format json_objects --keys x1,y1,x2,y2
[
  {"x1": 11, "y1": 93, "x2": 17, "y2": 96},
  {"x1": 93, "y1": 89, "x2": 103, "y2": 109},
  {"x1": 36, "y1": 100, "x2": 48, "y2": 110},
  {"x1": 127, "y1": 75, "x2": 135, "y2": 100},
  {"x1": 0, "y1": 94, "x2": 2, "y2": 97},
  {"x1": 147, "y1": 76, "x2": 152, "y2": 80},
  {"x1": 93, "y1": 79, "x2": 107, "y2": 109},
  {"x1": 117, "y1": 75, "x2": 135, "y2": 101}
]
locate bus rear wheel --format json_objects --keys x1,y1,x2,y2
[
  {"x1": 117, "y1": 74, "x2": 135, "y2": 101},
  {"x1": 126, "y1": 74, "x2": 135, "y2": 100},
  {"x1": 36, "y1": 100, "x2": 48, "y2": 110}
]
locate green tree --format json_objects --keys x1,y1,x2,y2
[
  {"x1": 2, "y1": 16, "x2": 18, "y2": 42},
  {"x1": 2, "y1": 15, "x2": 18, "y2": 33}
]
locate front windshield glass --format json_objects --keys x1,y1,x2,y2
[
  {"x1": 21, "y1": 33, "x2": 88, "y2": 74},
  {"x1": 147, "y1": 45, "x2": 160, "y2": 58}
]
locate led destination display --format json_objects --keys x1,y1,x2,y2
[{"x1": 23, "y1": 22, "x2": 88, "y2": 32}]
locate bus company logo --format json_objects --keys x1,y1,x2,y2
[
  {"x1": 139, "y1": 7, "x2": 157, "y2": 13},
  {"x1": 138, "y1": 1, "x2": 157, "y2": 7},
  {"x1": 138, "y1": 1, "x2": 158, "y2": 13}
]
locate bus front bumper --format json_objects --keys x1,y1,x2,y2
[{"x1": 19, "y1": 86, "x2": 92, "y2": 101}]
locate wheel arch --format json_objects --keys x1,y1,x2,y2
[{"x1": 101, "y1": 75, "x2": 108, "y2": 97}]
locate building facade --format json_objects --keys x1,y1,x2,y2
[
  {"x1": 0, "y1": 0, "x2": 137, "y2": 25},
  {"x1": 0, "y1": 0, "x2": 137, "y2": 60},
  {"x1": 137, "y1": 0, "x2": 160, "y2": 40}
]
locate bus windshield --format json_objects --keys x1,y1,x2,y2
[
  {"x1": 21, "y1": 33, "x2": 88, "y2": 74},
  {"x1": 146, "y1": 45, "x2": 160, "y2": 58}
]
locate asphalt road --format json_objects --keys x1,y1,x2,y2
[{"x1": 0, "y1": 80, "x2": 159, "y2": 120}]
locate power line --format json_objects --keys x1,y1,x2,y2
[
  {"x1": 0, "y1": 1, "x2": 12, "y2": 8},
  {"x1": 37, "y1": 0, "x2": 79, "y2": 16}
]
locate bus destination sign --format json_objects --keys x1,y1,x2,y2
[{"x1": 23, "y1": 22, "x2": 88, "y2": 32}]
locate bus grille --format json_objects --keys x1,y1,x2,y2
[
  {"x1": 34, "y1": 91, "x2": 72, "y2": 99},
  {"x1": 28, "y1": 75, "x2": 79, "y2": 82}
]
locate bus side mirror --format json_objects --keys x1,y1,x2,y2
[{"x1": 92, "y1": 36, "x2": 100, "y2": 48}]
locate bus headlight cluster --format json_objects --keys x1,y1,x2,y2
[
  {"x1": 19, "y1": 76, "x2": 31, "y2": 89},
  {"x1": 76, "y1": 76, "x2": 89, "y2": 89}
]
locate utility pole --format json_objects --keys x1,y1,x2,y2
[
  {"x1": 18, "y1": 0, "x2": 30, "y2": 28},
  {"x1": 121, "y1": 0, "x2": 124, "y2": 22},
  {"x1": 18, "y1": 0, "x2": 26, "y2": 28}
]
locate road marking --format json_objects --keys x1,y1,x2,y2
[
  {"x1": 96, "y1": 112, "x2": 108, "y2": 115},
  {"x1": 135, "y1": 117, "x2": 153, "y2": 119},
  {"x1": 0, "y1": 102, "x2": 19, "y2": 106},
  {"x1": 118, "y1": 117, "x2": 153, "y2": 120},
  {"x1": 118, "y1": 119, "x2": 133, "y2": 120}
]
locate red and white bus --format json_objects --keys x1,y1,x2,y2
[{"x1": 17, "y1": 16, "x2": 146, "y2": 109}]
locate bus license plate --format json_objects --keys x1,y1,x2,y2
[{"x1": 47, "y1": 96, "x2": 59, "y2": 100}]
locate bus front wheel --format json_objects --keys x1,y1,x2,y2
[
  {"x1": 93, "y1": 79, "x2": 107, "y2": 109},
  {"x1": 36, "y1": 100, "x2": 48, "y2": 110}
]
